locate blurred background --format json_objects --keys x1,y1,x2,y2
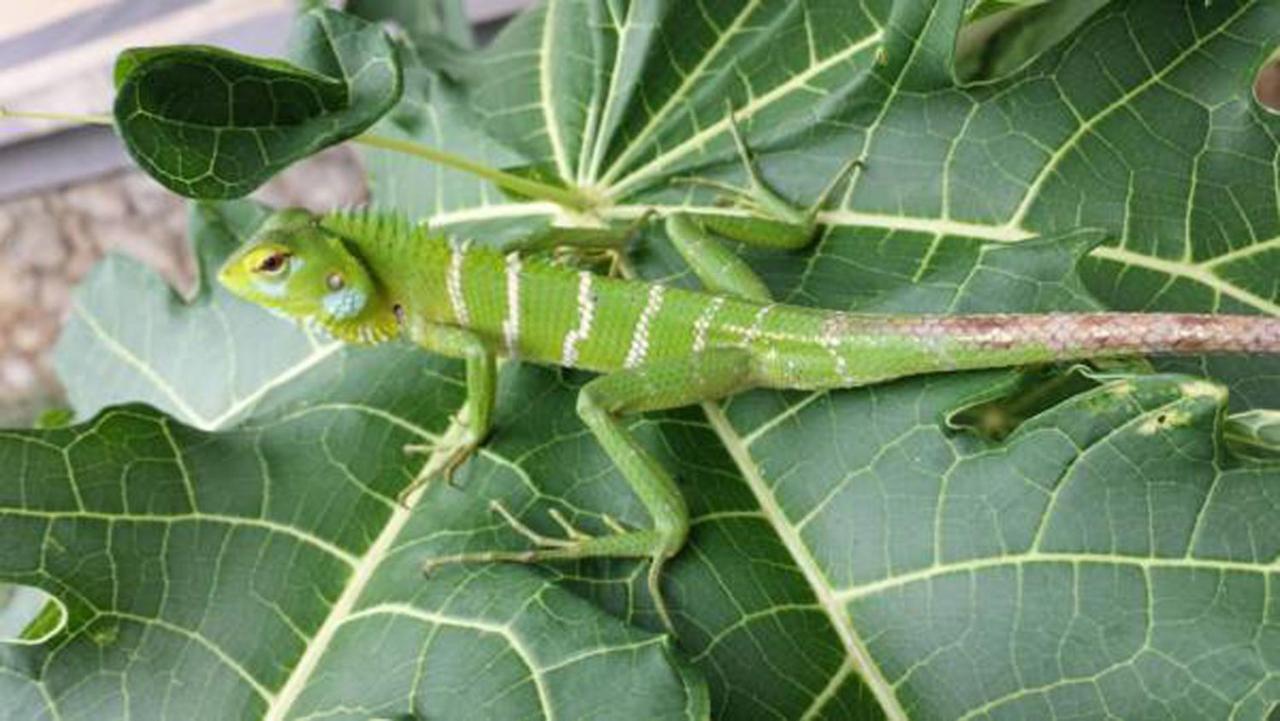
[
  {"x1": 0, "y1": 0, "x2": 1277, "y2": 430},
  {"x1": 0, "y1": 0, "x2": 529, "y2": 427}
]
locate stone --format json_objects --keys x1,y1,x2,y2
[
  {"x1": 0, "y1": 265, "x2": 36, "y2": 307},
  {"x1": 121, "y1": 174, "x2": 180, "y2": 216},
  {"x1": 0, "y1": 357, "x2": 36, "y2": 393},
  {"x1": 63, "y1": 180, "x2": 130, "y2": 220},
  {"x1": 63, "y1": 213, "x2": 97, "y2": 250},
  {"x1": 37, "y1": 277, "x2": 70, "y2": 313},
  {"x1": 11, "y1": 322, "x2": 48, "y2": 354},
  {"x1": 1, "y1": 197, "x2": 45, "y2": 220},
  {"x1": 8, "y1": 215, "x2": 67, "y2": 270}
]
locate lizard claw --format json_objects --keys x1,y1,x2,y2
[{"x1": 399, "y1": 427, "x2": 483, "y2": 504}]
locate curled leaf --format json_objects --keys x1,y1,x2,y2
[{"x1": 113, "y1": 8, "x2": 401, "y2": 198}]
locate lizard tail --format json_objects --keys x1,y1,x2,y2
[
  {"x1": 747, "y1": 309, "x2": 1280, "y2": 389},
  {"x1": 897, "y1": 313, "x2": 1280, "y2": 358},
  {"x1": 784, "y1": 311, "x2": 1280, "y2": 389}
]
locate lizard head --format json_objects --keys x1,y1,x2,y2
[{"x1": 218, "y1": 208, "x2": 399, "y2": 344}]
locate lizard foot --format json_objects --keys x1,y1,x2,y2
[
  {"x1": 398, "y1": 422, "x2": 483, "y2": 505},
  {"x1": 550, "y1": 246, "x2": 626, "y2": 278},
  {"x1": 422, "y1": 500, "x2": 678, "y2": 633}
]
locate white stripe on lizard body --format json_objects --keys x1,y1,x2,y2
[
  {"x1": 624, "y1": 283, "x2": 666, "y2": 369},
  {"x1": 446, "y1": 239, "x2": 470, "y2": 326},
  {"x1": 561, "y1": 270, "x2": 596, "y2": 367},
  {"x1": 502, "y1": 252, "x2": 522, "y2": 357}
]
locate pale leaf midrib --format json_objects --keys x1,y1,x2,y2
[
  {"x1": 65, "y1": 300, "x2": 461, "y2": 718},
  {"x1": 71, "y1": 302, "x2": 345, "y2": 431},
  {"x1": 427, "y1": 200, "x2": 1276, "y2": 317},
  {"x1": 206, "y1": 344, "x2": 342, "y2": 428},
  {"x1": 603, "y1": 30, "x2": 883, "y2": 198},
  {"x1": 1199, "y1": 234, "x2": 1280, "y2": 269},
  {"x1": 701, "y1": 402, "x2": 908, "y2": 721},
  {"x1": 582, "y1": 0, "x2": 642, "y2": 184},
  {"x1": 71, "y1": 302, "x2": 207, "y2": 427},
  {"x1": 344, "y1": 602, "x2": 556, "y2": 717},
  {"x1": 263, "y1": 498, "x2": 418, "y2": 719},
  {"x1": 263, "y1": 419, "x2": 474, "y2": 719},
  {"x1": 429, "y1": 201, "x2": 1034, "y2": 242},
  {"x1": 1089, "y1": 245, "x2": 1280, "y2": 316},
  {"x1": 5, "y1": 507, "x2": 359, "y2": 567},
  {"x1": 835, "y1": 551, "x2": 1279, "y2": 604},
  {"x1": 538, "y1": 0, "x2": 572, "y2": 180},
  {"x1": 594, "y1": 0, "x2": 765, "y2": 187}
]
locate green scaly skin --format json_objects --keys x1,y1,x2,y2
[
  {"x1": 218, "y1": 206, "x2": 1280, "y2": 632},
  {"x1": 219, "y1": 116, "x2": 1280, "y2": 632},
  {"x1": 222, "y1": 208, "x2": 1280, "y2": 386}
]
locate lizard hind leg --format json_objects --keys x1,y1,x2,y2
[
  {"x1": 719, "y1": 102, "x2": 863, "y2": 224},
  {"x1": 673, "y1": 102, "x2": 862, "y2": 250},
  {"x1": 672, "y1": 103, "x2": 800, "y2": 226},
  {"x1": 422, "y1": 349, "x2": 757, "y2": 633}
]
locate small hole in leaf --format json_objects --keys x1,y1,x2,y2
[
  {"x1": 946, "y1": 367, "x2": 1098, "y2": 440},
  {"x1": 0, "y1": 583, "x2": 66, "y2": 644},
  {"x1": 1254, "y1": 55, "x2": 1280, "y2": 114},
  {"x1": 1156, "y1": 414, "x2": 1168, "y2": 425}
]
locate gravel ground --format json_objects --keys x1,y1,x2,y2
[{"x1": 0, "y1": 146, "x2": 366, "y2": 426}]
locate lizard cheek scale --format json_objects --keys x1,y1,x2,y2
[{"x1": 322, "y1": 288, "x2": 368, "y2": 320}]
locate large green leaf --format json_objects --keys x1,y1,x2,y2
[
  {"x1": 5, "y1": 1, "x2": 1279, "y2": 719},
  {"x1": 112, "y1": 8, "x2": 401, "y2": 198}
]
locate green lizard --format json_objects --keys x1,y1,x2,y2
[{"x1": 218, "y1": 139, "x2": 1280, "y2": 632}]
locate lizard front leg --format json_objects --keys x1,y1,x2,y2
[
  {"x1": 423, "y1": 348, "x2": 757, "y2": 632},
  {"x1": 401, "y1": 319, "x2": 496, "y2": 504}
]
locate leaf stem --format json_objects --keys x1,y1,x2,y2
[
  {"x1": 0, "y1": 107, "x2": 595, "y2": 211},
  {"x1": 351, "y1": 132, "x2": 594, "y2": 211},
  {"x1": 0, "y1": 108, "x2": 114, "y2": 125}
]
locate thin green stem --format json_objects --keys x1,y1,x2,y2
[
  {"x1": 351, "y1": 132, "x2": 594, "y2": 210},
  {"x1": 0, "y1": 107, "x2": 594, "y2": 211},
  {"x1": 0, "y1": 108, "x2": 114, "y2": 125}
]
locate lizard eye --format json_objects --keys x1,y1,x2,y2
[
  {"x1": 255, "y1": 252, "x2": 290, "y2": 275},
  {"x1": 326, "y1": 272, "x2": 344, "y2": 291}
]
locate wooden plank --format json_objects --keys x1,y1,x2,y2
[
  {"x1": 0, "y1": 0, "x2": 287, "y2": 98},
  {"x1": 0, "y1": 0, "x2": 289, "y2": 144},
  {"x1": 0, "y1": 0, "x2": 114, "y2": 39}
]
